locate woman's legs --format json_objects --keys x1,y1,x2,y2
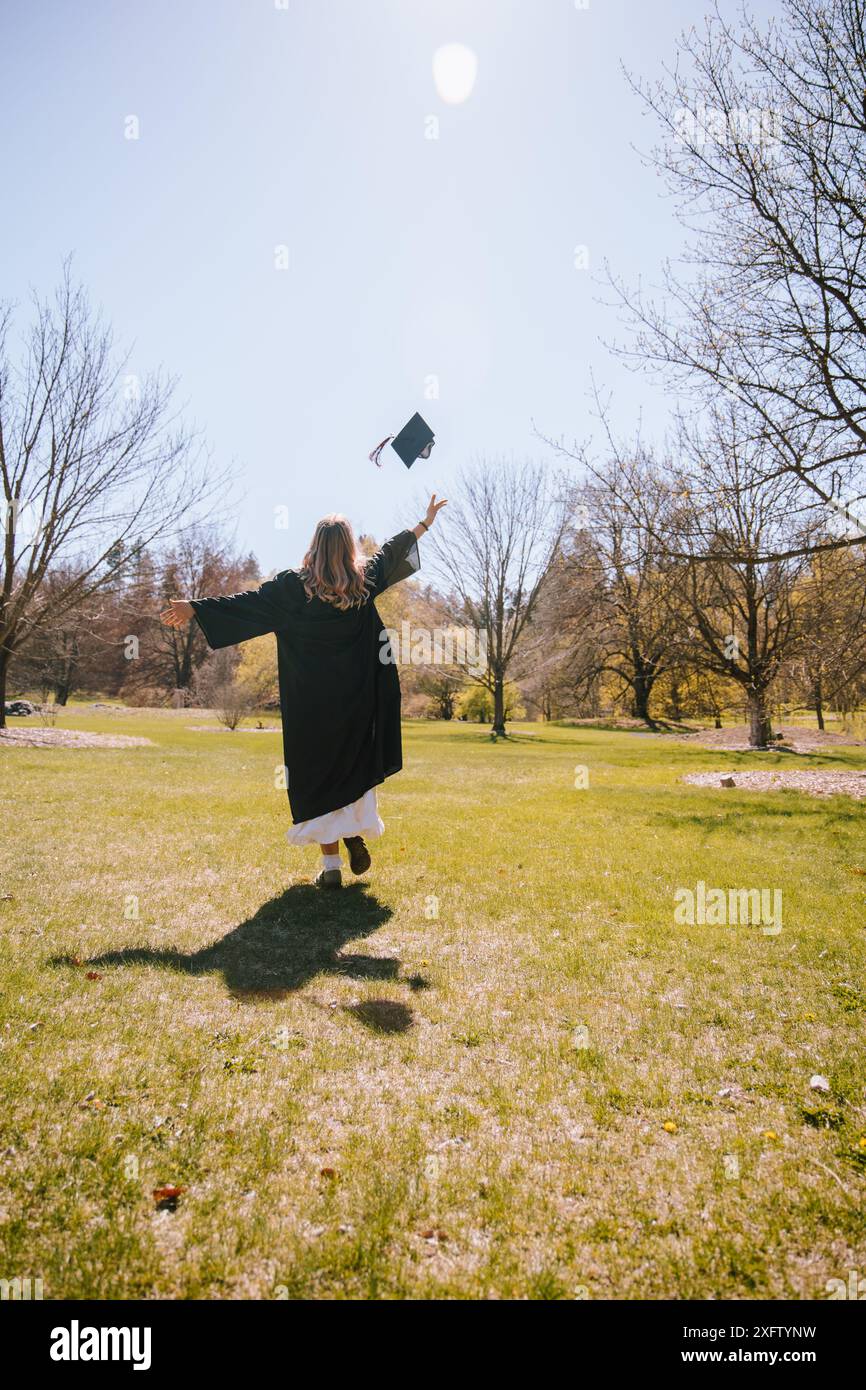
[
  {"x1": 315, "y1": 839, "x2": 343, "y2": 889},
  {"x1": 318, "y1": 838, "x2": 371, "y2": 878}
]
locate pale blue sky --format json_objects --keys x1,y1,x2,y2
[{"x1": 0, "y1": 0, "x2": 780, "y2": 571}]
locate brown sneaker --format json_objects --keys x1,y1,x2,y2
[
  {"x1": 343, "y1": 836, "x2": 371, "y2": 875},
  {"x1": 314, "y1": 867, "x2": 342, "y2": 889}
]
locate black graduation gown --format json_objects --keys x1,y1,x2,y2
[{"x1": 189, "y1": 530, "x2": 420, "y2": 824}]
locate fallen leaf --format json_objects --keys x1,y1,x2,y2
[{"x1": 152, "y1": 1184, "x2": 185, "y2": 1209}]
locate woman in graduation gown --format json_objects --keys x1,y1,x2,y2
[{"x1": 160, "y1": 495, "x2": 447, "y2": 887}]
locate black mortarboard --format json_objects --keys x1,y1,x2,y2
[{"x1": 369, "y1": 412, "x2": 435, "y2": 469}]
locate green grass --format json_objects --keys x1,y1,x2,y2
[{"x1": 2, "y1": 707, "x2": 865, "y2": 1299}]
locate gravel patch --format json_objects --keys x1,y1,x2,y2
[
  {"x1": 0, "y1": 728, "x2": 154, "y2": 750},
  {"x1": 678, "y1": 723, "x2": 864, "y2": 753},
  {"x1": 683, "y1": 768, "x2": 866, "y2": 799}
]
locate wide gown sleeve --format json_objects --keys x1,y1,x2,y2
[
  {"x1": 190, "y1": 574, "x2": 293, "y2": 650},
  {"x1": 367, "y1": 530, "x2": 421, "y2": 599}
]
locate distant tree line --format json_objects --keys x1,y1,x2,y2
[
  {"x1": 8, "y1": 527, "x2": 260, "y2": 709},
  {"x1": 8, "y1": 446, "x2": 866, "y2": 749}
]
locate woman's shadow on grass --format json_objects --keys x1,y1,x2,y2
[{"x1": 56, "y1": 885, "x2": 420, "y2": 1028}]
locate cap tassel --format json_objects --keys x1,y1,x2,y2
[{"x1": 369, "y1": 435, "x2": 393, "y2": 467}]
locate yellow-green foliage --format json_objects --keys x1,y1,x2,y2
[
  {"x1": 456, "y1": 681, "x2": 525, "y2": 723},
  {"x1": 235, "y1": 635, "x2": 279, "y2": 707}
]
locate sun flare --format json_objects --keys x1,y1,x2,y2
[{"x1": 432, "y1": 43, "x2": 478, "y2": 105}]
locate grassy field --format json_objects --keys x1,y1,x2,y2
[{"x1": 1, "y1": 707, "x2": 865, "y2": 1300}]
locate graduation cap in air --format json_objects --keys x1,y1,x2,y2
[{"x1": 369, "y1": 412, "x2": 435, "y2": 469}]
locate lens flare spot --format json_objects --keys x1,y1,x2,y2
[{"x1": 432, "y1": 43, "x2": 478, "y2": 105}]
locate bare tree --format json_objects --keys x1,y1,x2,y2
[
  {"x1": 212, "y1": 680, "x2": 255, "y2": 732},
  {"x1": 513, "y1": 539, "x2": 608, "y2": 720},
  {"x1": 613, "y1": 0, "x2": 866, "y2": 557},
  {"x1": 570, "y1": 453, "x2": 686, "y2": 725},
  {"x1": 667, "y1": 405, "x2": 811, "y2": 746},
  {"x1": 0, "y1": 266, "x2": 227, "y2": 725},
  {"x1": 156, "y1": 529, "x2": 258, "y2": 694},
  {"x1": 426, "y1": 459, "x2": 565, "y2": 737},
  {"x1": 8, "y1": 562, "x2": 103, "y2": 703},
  {"x1": 193, "y1": 647, "x2": 254, "y2": 731},
  {"x1": 415, "y1": 668, "x2": 463, "y2": 720}
]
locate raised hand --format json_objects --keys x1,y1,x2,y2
[{"x1": 423, "y1": 494, "x2": 448, "y2": 529}]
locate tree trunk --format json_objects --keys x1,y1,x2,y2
[
  {"x1": 179, "y1": 642, "x2": 193, "y2": 690},
  {"x1": 492, "y1": 673, "x2": 506, "y2": 738},
  {"x1": 631, "y1": 674, "x2": 656, "y2": 727},
  {"x1": 668, "y1": 678, "x2": 682, "y2": 722},
  {"x1": 813, "y1": 677, "x2": 825, "y2": 731},
  {"x1": 747, "y1": 690, "x2": 772, "y2": 748},
  {"x1": 0, "y1": 648, "x2": 8, "y2": 729}
]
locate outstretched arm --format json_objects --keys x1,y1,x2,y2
[
  {"x1": 368, "y1": 496, "x2": 448, "y2": 598},
  {"x1": 160, "y1": 576, "x2": 292, "y2": 650}
]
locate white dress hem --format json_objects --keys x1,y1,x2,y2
[{"x1": 285, "y1": 787, "x2": 384, "y2": 847}]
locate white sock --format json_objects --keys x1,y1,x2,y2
[{"x1": 321, "y1": 853, "x2": 342, "y2": 871}]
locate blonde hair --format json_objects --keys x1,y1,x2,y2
[{"x1": 298, "y1": 514, "x2": 369, "y2": 610}]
